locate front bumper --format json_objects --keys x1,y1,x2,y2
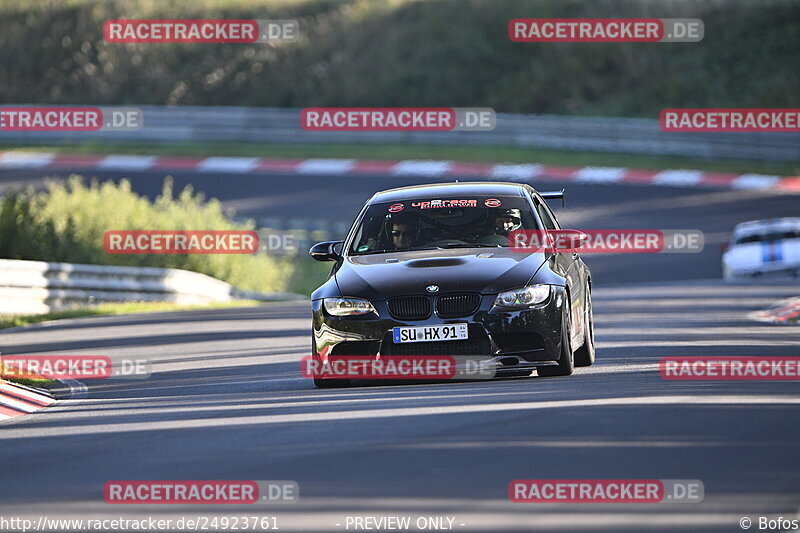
[{"x1": 311, "y1": 286, "x2": 566, "y2": 373}]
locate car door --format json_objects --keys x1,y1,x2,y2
[{"x1": 534, "y1": 197, "x2": 585, "y2": 344}]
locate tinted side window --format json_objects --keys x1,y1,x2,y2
[{"x1": 535, "y1": 200, "x2": 559, "y2": 230}]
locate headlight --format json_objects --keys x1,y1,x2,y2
[
  {"x1": 494, "y1": 285, "x2": 550, "y2": 308},
  {"x1": 323, "y1": 297, "x2": 377, "y2": 316}
]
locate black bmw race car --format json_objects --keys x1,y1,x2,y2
[{"x1": 308, "y1": 182, "x2": 594, "y2": 388}]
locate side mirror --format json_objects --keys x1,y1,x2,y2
[
  {"x1": 309, "y1": 241, "x2": 344, "y2": 262},
  {"x1": 551, "y1": 230, "x2": 588, "y2": 251}
]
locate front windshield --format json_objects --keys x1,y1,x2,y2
[
  {"x1": 736, "y1": 230, "x2": 800, "y2": 245},
  {"x1": 348, "y1": 196, "x2": 540, "y2": 255}
]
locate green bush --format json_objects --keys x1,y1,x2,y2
[
  {"x1": 0, "y1": 176, "x2": 327, "y2": 294},
  {"x1": 0, "y1": 0, "x2": 796, "y2": 116}
]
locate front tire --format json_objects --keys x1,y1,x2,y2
[
  {"x1": 537, "y1": 297, "x2": 574, "y2": 377},
  {"x1": 574, "y1": 289, "x2": 595, "y2": 367}
]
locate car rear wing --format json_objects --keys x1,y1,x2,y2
[{"x1": 541, "y1": 189, "x2": 566, "y2": 207}]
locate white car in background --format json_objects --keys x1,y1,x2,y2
[{"x1": 722, "y1": 218, "x2": 800, "y2": 280}]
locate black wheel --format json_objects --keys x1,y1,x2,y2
[
  {"x1": 574, "y1": 289, "x2": 595, "y2": 367},
  {"x1": 537, "y1": 297, "x2": 574, "y2": 377}
]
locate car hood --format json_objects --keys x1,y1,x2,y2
[
  {"x1": 334, "y1": 248, "x2": 547, "y2": 299},
  {"x1": 724, "y1": 239, "x2": 800, "y2": 270}
]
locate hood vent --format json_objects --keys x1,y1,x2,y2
[{"x1": 406, "y1": 258, "x2": 465, "y2": 268}]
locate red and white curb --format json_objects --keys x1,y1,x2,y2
[
  {"x1": 1, "y1": 151, "x2": 798, "y2": 193},
  {"x1": 749, "y1": 297, "x2": 800, "y2": 324},
  {"x1": 0, "y1": 380, "x2": 57, "y2": 421}
]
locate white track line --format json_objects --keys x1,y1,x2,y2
[
  {"x1": 574, "y1": 166, "x2": 626, "y2": 183},
  {"x1": 391, "y1": 160, "x2": 453, "y2": 177},
  {"x1": 652, "y1": 169, "x2": 704, "y2": 187},
  {"x1": 732, "y1": 174, "x2": 781, "y2": 190},
  {"x1": 0, "y1": 152, "x2": 55, "y2": 168},
  {"x1": 0, "y1": 394, "x2": 38, "y2": 413},
  {"x1": 97, "y1": 155, "x2": 157, "y2": 171},
  {"x1": 296, "y1": 159, "x2": 356, "y2": 175},
  {"x1": 489, "y1": 164, "x2": 542, "y2": 181},
  {"x1": 0, "y1": 383, "x2": 56, "y2": 405},
  {"x1": 196, "y1": 157, "x2": 260, "y2": 173}
]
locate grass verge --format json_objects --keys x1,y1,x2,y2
[
  {"x1": 0, "y1": 371, "x2": 55, "y2": 388},
  {"x1": 0, "y1": 362, "x2": 56, "y2": 388},
  {"x1": 0, "y1": 176, "x2": 318, "y2": 294}
]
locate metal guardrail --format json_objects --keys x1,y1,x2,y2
[
  {"x1": 0, "y1": 259, "x2": 303, "y2": 315},
  {"x1": 252, "y1": 225, "x2": 351, "y2": 256},
  {"x1": 1, "y1": 106, "x2": 798, "y2": 162}
]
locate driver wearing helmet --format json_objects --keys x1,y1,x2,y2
[
  {"x1": 387, "y1": 213, "x2": 420, "y2": 250},
  {"x1": 493, "y1": 208, "x2": 523, "y2": 236},
  {"x1": 364, "y1": 213, "x2": 421, "y2": 251}
]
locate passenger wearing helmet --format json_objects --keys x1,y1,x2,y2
[
  {"x1": 493, "y1": 209, "x2": 523, "y2": 236},
  {"x1": 477, "y1": 208, "x2": 522, "y2": 246}
]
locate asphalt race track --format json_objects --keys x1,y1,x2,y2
[{"x1": 1, "y1": 169, "x2": 799, "y2": 532}]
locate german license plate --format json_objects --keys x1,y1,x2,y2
[{"x1": 392, "y1": 323, "x2": 468, "y2": 343}]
